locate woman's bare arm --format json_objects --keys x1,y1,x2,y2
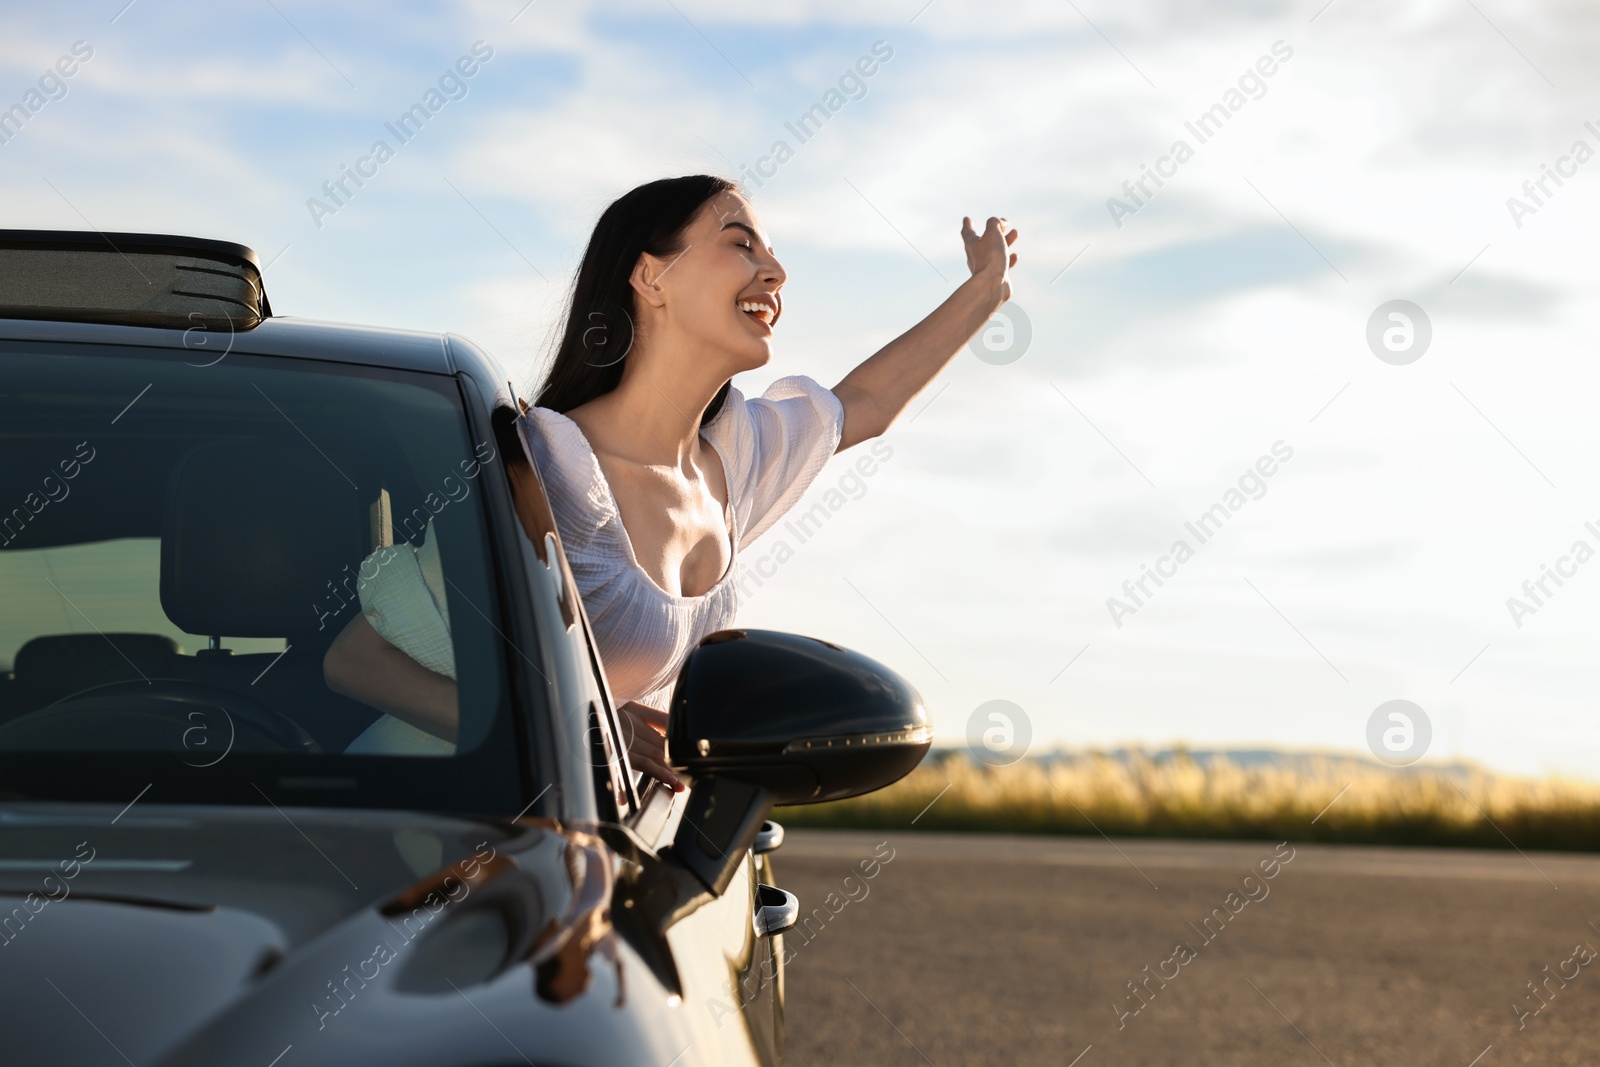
[
  {"x1": 323, "y1": 613, "x2": 459, "y2": 744},
  {"x1": 831, "y1": 216, "x2": 1019, "y2": 451}
]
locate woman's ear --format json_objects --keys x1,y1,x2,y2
[{"x1": 629, "y1": 253, "x2": 669, "y2": 309}]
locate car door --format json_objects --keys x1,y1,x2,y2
[{"x1": 483, "y1": 383, "x2": 789, "y2": 1066}]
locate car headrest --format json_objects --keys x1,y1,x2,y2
[
  {"x1": 161, "y1": 438, "x2": 368, "y2": 637},
  {"x1": 13, "y1": 633, "x2": 181, "y2": 703}
]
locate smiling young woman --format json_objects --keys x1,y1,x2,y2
[{"x1": 326, "y1": 174, "x2": 1019, "y2": 786}]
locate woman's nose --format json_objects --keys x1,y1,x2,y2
[{"x1": 760, "y1": 251, "x2": 786, "y2": 288}]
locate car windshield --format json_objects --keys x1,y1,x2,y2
[{"x1": 0, "y1": 340, "x2": 526, "y2": 812}]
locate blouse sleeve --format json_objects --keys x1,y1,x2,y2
[{"x1": 705, "y1": 374, "x2": 845, "y2": 551}]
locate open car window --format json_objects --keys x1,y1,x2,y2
[{"x1": 0, "y1": 342, "x2": 528, "y2": 812}]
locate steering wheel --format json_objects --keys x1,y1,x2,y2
[{"x1": 0, "y1": 678, "x2": 321, "y2": 756}]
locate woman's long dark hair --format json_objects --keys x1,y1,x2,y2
[{"x1": 535, "y1": 175, "x2": 736, "y2": 427}]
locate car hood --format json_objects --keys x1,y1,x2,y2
[{"x1": 0, "y1": 802, "x2": 680, "y2": 1067}]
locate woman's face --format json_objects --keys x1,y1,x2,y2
[{"x1": 637, "y1": 189, "x2": 786, "y2": 374}]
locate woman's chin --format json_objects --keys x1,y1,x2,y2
[
  {"x1": 732, "y1": 343, "x2": 773, "y2": 373},
  {"x1": 698, "y1": 333, "x2": 773, "y2": 376}
]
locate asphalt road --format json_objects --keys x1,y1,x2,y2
[{"x1": 773, "y1": 829, "x2": 1600, "y2": 1067}]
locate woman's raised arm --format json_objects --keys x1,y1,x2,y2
[{"x1": 830, "y1": 215, "x2": 1020, "y2": 451}]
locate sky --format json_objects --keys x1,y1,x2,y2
[{"x1": 5, "y1": 0, "x2": 1600, "y2": 778}]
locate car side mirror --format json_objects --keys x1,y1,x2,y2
[{"x1": 664, "y1": 629, "x2": 931, "y2": 894}]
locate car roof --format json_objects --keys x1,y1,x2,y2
[{"x1": 0, "y1": 314, "x2": 457, "y2": 374}]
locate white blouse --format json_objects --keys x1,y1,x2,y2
[{"x1": 522, "y1": 374, "x2": 845, "y2": 712}]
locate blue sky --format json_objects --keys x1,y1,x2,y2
[{"x1": 7, "y1": 0, "x2": 1600, "y2": 777}]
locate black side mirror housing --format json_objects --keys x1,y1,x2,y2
[{"x1": 664, "y1": 629, "x2": 931, "y2": 893}]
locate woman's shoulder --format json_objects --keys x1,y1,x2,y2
[
  {"x1": 520, "y1": 403, "x2": 574, "y2": 455},
  {"x1": 522, "y1": 406, "x2": 593, "y2": 487},
  {"x1": 519, "y1": 406, "x2": 618, "y2": 545},
  {"x1": 701, "y1": 374, "x2": 842, "y2": 452},
  {"x1": 700, "y1": 374, "x2": 845, "y2": 550}
]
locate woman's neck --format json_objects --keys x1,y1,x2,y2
[{"x1": 575, "y1": 353, "x2": 725, "y2": 469}]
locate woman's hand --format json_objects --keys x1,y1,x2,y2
[
  {"x1": 617, "y1": 700, "x2": 684, "y2": 792},
  {"x1": 830, "y1": 212, "x2": 1024, "y2": 451},
  {"x1": 960, "y1": 215, "x2": 1019, "y2": 304}
]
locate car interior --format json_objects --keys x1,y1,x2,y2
[{"x1": 0, "y1": 345, "x2": 506, "y2": 756}]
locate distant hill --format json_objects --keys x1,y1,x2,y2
[{"x1": 961, "y1": 745, "x2": 1488, "y2": 781}]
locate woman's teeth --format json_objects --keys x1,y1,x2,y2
[{"x1": 737, "y1": 301, "x2": 773, "y2": 325}]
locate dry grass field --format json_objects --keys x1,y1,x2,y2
[{"x1": 778, "y1": 749, "x2": 1600, "y2": 852}]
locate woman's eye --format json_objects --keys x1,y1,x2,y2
[{"x1": 737, "y1": 241, "x2": 753, "y2": 251}]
